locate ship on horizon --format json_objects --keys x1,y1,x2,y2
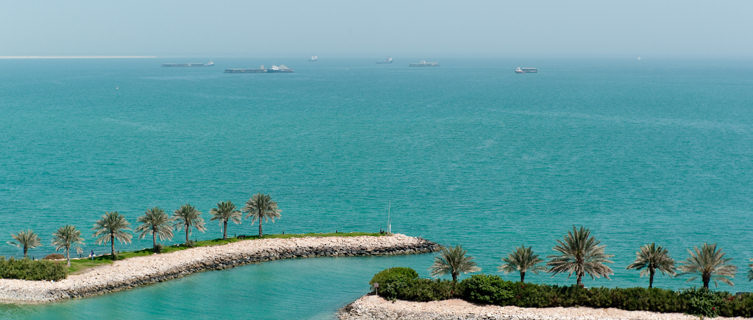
[
  {"x1": 514, "y1": 67, "x2": 538, "y2": 73},
  {"x1": 409, "y1": 60, "x2": 439, "y2": 67},
  {"x1": 224, "y1": 65, "x2": 294, "y2": 73},
  {"x1": 376, "y1": 57, "x2": 393, "y2": 64},
  {"x1": 162, "y1": 61, "x2": 214, "y2": 67},
  {"x1": 309, "y1": 55, "x2": 318, "y2": 62}
]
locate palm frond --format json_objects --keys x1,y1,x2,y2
[
  {"x1": 136, "y1": 207, "x2": 174, "y2": 241},
  {"x1": 92, "y1": 211, "x2": 132, "y2": 245},
  {"x1": 499, "y1": 245, "x2": 545, "y2": 274},
  {"x1": 430, "y1": 245, "x2": 480, "y2": 280},
  {"x1": 210, "y1": 201, "x2": 243, "y2": 225},
  {"x1": 8, "y1": 230, "x2": 41, "y2": 253},
  {"x1": 678, "y1": 243, "x2": 736, "y2": 288},
  {"x1": 626, "y1": 243, "x2": 676, "y2": 276},
  {"x1": 52, "y1": 225, "x2": 84, "y2": 252},
  {"x1": 243, "y1": 193, "x2": 282, "y2": 223},
  {"x1": 173, "y1": 204, "x2": 207, "y2": 232},
  {"x1": 546, "y1": 226, "x2": 614, "y2": 282}
]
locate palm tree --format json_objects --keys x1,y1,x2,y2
[
  {"x1": 173, "y1": 204, "x2": 206, "y2": 245},
  {"x1": 626, "y1": 243, "x2": 676, "y2": 288},
  {"x1": 52, "y1": 225, "x2": 84, "y2": 267},
  {"x1": 499, "y1": 245, "x2": 546, "y2": 282},
  {"x1": 93, "y1": 211, "x2": 132, "y2": 259},
  {"x1": 547, "y1": 226, "x2": 614, "y2": 286},
  {"x1": 679, "y1": 243, "x2": 736, "y2": 288},
  {"x1": 243, "y1": 193, "x2": 281, "y2": 238},
  {"x1": 210, "y1": 201, "x2": 242, "y2": 239},
  {"x1": 430, "y1": 245, "x2": 481, "y2": 283},
  {"x1": 136, "y1": 207, "x2": 173, "y2": 251},
  {"x1": 8, "y1": 229, "x2": 41, "y2": 258}
]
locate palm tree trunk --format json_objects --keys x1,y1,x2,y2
[
  {"x1": 258, "y1": 219, "x2": 263, "y2": 238},
  {"x1": 703, "y1": 273, "x2": 711, "y2": 289},
  {"x1": 110, "y1": 233, "x2": 115, "y2": 258},
  {"x1": 66, "y1": 247, "x2": 71, "y2": 267},
  {"x1": 452, "y1": 272, "x2": 458, "y2": 283},
  {"x1": 649, "y1": 268, "x2": 655, "y2": 288},
  {"x1": 152, "y1": 232, "x2": 157, "y2": 251},
  {"x1": 185, "y1": 224, "x2": 190, "y2": 245},
  {"x1": 223, "y1": 220, "x2": 228, "y2": 239},
  {"x1": 520, "y1": 271, "x2": 526, "y2": 283},
  {"x1": 23, "y1": 246, "x2": 28, "y2": 258},
  {"x1": 576, "y1": 273, "x2": 583, "y2": 287}
]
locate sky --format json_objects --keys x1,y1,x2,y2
[{"x1": 1, "y1": 0, "x2": 752, "y2": 58}]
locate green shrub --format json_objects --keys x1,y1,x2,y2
[
  {"x1": 680, "y1": 288, "x2": 725, "y2": 317},
  {"x1": 719, "y1": 293, "x2": 753, "y2": 317},
  {"x1": 458, "y1": 275, "x2": 514, "y2": 305},
  {"x1": 0, "y1": 257, "x2": 67, "y2": 281},
  {"x1": 397, "y1": 279, "x2": 454, "y2": 301},
  {"x1": 370, "y1": 267, "x2": 418, "y2": 286},
  {"x1": 371, "y1": 267, "x2": 420, "y2": 300},
  {"x1": 507, "y1": 282, "x2": 557, "y2": 308}
]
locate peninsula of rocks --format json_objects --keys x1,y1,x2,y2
[
  {"x1": 338, "y1": 295, "x2": 753, "y2": 320},
  {"x1": 0, "y1": 234, "x2": 438, "y2": 304}
]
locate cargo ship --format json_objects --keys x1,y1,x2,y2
[
  {"x1": 162, "y1": 61, "x2": 214, "y2": 67},
  {"x1": 409, "y1": 60, "x2": 439, "y2": 67},
  {"x1": 514, "y1": 67, "x2": 538, "y2": 73},
  {"x1": 309, "y1": 55, "x2": 318, "y2": 62},
  {"x1": 376, "y1": 57, "x2": 393, "y2": 64},
  {"x1": 224, "y1": 65, "x2": 294, "y2": 73}
]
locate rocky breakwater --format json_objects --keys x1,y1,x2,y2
[
  {"x1": 339, "y1": 295, "x2": 752, "y2": 320},
  {"x1": 0, "y1": 234, "x2": 439, "y2": 304}
]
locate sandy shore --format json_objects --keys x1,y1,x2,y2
[
  {"x1": 0, "y1": 234, "x2": 438, "y2": 304},
  {"x1": 339, "y1": 295, "x2": 752, "y2": 320}
]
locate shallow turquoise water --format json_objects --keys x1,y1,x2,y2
[{"x1": 1, "y1": 58, "x2": 753, "y2": 318}]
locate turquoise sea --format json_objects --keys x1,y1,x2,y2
[{"x1": 1, "y1": 58, "x2": 752, "y2": 319}]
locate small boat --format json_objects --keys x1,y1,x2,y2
[
  {"x1": 376, "y1": 57, "x2": 393, "y2": 64},
  {"x1": 409, "y1": 60, "x2": 439, "y2": 67},
  {"x1": 309, "y1": 55, "x2": 318, "y2": 62},
  {"x1": 514, "y1": 67, "x2": 537, "y2": 73}
]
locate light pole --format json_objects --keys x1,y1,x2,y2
[{"x1": 387, "y1": 201, "x2": 391, "y2": 234}]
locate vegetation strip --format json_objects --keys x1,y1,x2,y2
[
  {"x1": 363, "y1": 267, "x2": 753, "y2": 318},
  {"x1": 0, "y1": 234, "x2": 439, "y2": 304},
  {"x1": 338, "y1": 295, "x2": 747, "y2": 320}
]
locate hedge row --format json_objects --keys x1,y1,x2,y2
[
  {"x1": 370, "y1": 269, "x2": 753, "y2": 317},
  {"x1": 0, "y1": 257, "x2": 68, "y2": 281}
]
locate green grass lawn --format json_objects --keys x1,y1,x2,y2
[{"x1": 68, "y1": 232, "x2": 385, "y2": 274}]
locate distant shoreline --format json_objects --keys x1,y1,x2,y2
[
  {"x1": 0, "y1": 233, "x2": 438, "y2": 304},
  {"x1": 0, "y1": 56, "x2": 157, "y2": 59}
]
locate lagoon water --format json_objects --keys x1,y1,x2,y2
[{"x1": 1, "y1": 58, "x2": 752, "y2": 318}]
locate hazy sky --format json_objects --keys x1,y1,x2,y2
[{"x1": 1, "y1": 0, "x2": 751, "y2": 58}]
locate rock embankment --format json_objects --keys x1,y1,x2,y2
[
  {"x1": 339, "y1": 295, "x2": 753, "y2": 320},
  {"x1": 0, "y1": 234, "x2": 438, "y2": 304}
]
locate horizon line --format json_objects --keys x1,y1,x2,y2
[{"x1": 0, "y1": 55, "x2": 158, "y2": 60}]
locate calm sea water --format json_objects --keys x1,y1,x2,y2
[{"x1": 1, "y1": 58, "x2": 752, "y2": 319}]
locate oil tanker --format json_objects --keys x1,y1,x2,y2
[
  {"x1": 224, "y1": 65, "x2": 294, "y2": 73},
  {"x1": 409, "y1": 60, "x2": 439, "y2": 67},
  {"x1": 162, "y1": 61, "x2": 214, "y2": 67}
]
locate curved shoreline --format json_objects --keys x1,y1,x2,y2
[
  {"x1": 338, "y1": 295, "x2": 752, "y2": 320},
  {"x1": 0, "y1": 234, "x2": 438, "y2": 304}
]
